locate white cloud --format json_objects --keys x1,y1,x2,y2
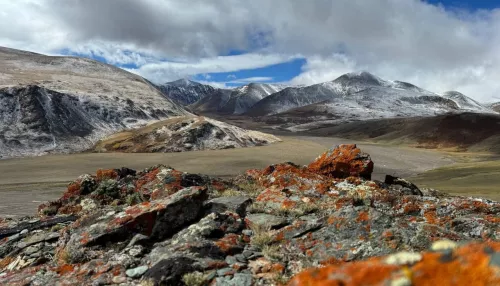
[
  {"x1": 1, "y1": 0, "x2": 500, "y2": 101},
  {"x1": 230, "y1": 77, "x2": 273, "y2": 83},
  {"x1": 127, "y1": 53, "x2": 298, "y2": 83}
]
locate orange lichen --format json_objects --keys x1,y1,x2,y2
[
  {"x1": 288, "y1": 242, "x2": 500, "y2": 286},
  {"x1": 56, "y1": 264, "x2": 76, "y2": 275},
  {"x1": 96, "y1": 169, "x2": 118, "y2": 182}
]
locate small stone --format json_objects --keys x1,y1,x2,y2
[
  {"x1": 128, "y1": 245, "x2": 143, "y2": 257},
  {"x1": 234, "y1": 254, "x2": 247, "y2": 263},
  {"x1": 242, "y1": 250, "x2": 254, "y2": 258},
  {"x1": 125, "y1": 265, "x2": 149, "y2": 278},
  {"x1": 431, "y1": 240, "x2": 458, "y2": 252},
  {"x1": 242, "y1": 230, "x2": 253, "y2": 236},
  {"x1": 112, "y1": 275, "x2": 127, "y2": 284},
  {"x1": 24, "y1": 245, "x2": 40, "y2": 255},
  {"x1": 385, "y1": 251, "x2": 422, "y2": 266},
  {"x1": 391, "y1": 276, "x2": 412, "y2": 286},
  {"x1": 225, "y1": 256, "x2": 238, "y2": 265},
  {"x1": 20, "y1": 229, "x2": 29, "y2": 235},
  {"x1": 217, "y1": 267, "x2": 234, "y2": 276}
]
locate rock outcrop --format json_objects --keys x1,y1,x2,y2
[
  {"x1": 0, "y1": 145, "x2": 498, "y2": 285},
  {"x1": 92, "y1": 116, "x2": 281, "y2": 153}
]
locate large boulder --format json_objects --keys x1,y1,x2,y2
[{"x1": 308, "y1": 144, "x2": 374, "y2": 179}]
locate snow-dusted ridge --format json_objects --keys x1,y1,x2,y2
[{"x1": 0, "y1": 47, "x2": 189, "y2": 158}]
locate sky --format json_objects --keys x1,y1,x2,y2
[{"x1": 1, "y1": 1, "x2": 500, "y2": 102}]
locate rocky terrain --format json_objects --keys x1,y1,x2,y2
[
  {"x1": 92, "y1": 116, "x2": 281, "y2": 153},
  {"x1": 0, "y1": 47, "x2": 188, "y2": 158},
  {"x1": 0, "y1": 145, "x2": 498, "y2": 285},
  {"x1": 189, "y1": 83, "x2": 284, "y2": 115}
]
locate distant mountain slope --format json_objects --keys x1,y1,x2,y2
[
  {"x1": 304, "y1": 112, "x2": 500, "y2": 154},
  {"x1": 157, "y1": 79, "x2": 217, "y2": 106},
  {"x1": 490, "y1": 102, "x2": 500, "y2": 113},
  {"x1": 92, "y1": 116, "x2": 281, "y2": 153},
  {"x1": 441, "y1": 91, "x2": 491, "y2": 112},
  {"x1": 245, "y1": 71, "x2": 440, "y2": 116},
  {"x1": 0, "y1": 46, "x2": 188, "y2": 158},
  {"x1": 190, "y1": 83, "x2": 284, "y2": 115}
]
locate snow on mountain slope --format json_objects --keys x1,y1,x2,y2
[
  {"x1": 157, "y1": 79, "x2": 217, "y2": 106},
  {"x1": 190, "y1": 82, "x2": 285, "y2": 115},
  {"x1": 0, "y1": 46, "x2": 188, "y2": 158},
  {"x1": 93, "y1": 116, "x2": 281, "y2": 153},
  {"x1": 245, "y1": 71, "x2": 494, "y2": 120},
  {"x1": 221, "y1": 83, "x2": 285, "y2": 114},
  {"x1": 441, "y1": 91, "x2": 492, "y2": 112},
  {"x1": 246, "y1": 71, "x2": 436, "y2": 116},
  {"x1": 280, "y1": 86, "x2": 460, "y2": 132}
]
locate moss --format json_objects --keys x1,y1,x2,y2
[
  {"x1": 94, "y1": 179, "x2": 120, "y2": 198},
  {"x1": 182, "y1": 271, "x2": 208, "y2": 286},
  {"x1": 126, "y1": 192, "x2": 144, "y2": 206}
]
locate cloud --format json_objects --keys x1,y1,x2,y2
[
  {"x1": 127, "y1": 53, "x2": 298, "y2": 83},
  {"x1": 1, "y1": 0, "x2": 500, "y2": 101},
  {"x1": 229, "y1": 77, "x2": 273, "y2": 83}
]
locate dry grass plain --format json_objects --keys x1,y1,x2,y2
[{"x1": 0, "y1": 135, "x2": 458, "y2": 217}]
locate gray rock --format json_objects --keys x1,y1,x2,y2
[
  {"x1": 242, "y1": 250, "x2": 254, "y2": 258},
  {"x1": 215, "y1": 273, "x2": 253, "y2": 286},
  {"x1": 242, "y1": 229, "x2": 253, "y2": 236},
  {"x1": 205, "y1": 196, "x2": 252, "y2": 217},
  {"x1": 217, "y1": 267, "x2": 234, "y2": 276},
  {"x1": 246, "y1": 213, "x2": 289, "y2": 229},
  {"x1": 225, "y1": 256, "x2": 238, "y2": 265},
  {"x1": 20, "y1": 229, "x2": 28, "y2": 235},
  {"x1": 234, "y1": 254, "x2": 247, "y2": 263},
  {"x1": 125, "y1": 265, "x2": 149, "y2": 278},
  {"x1": 126, "y1": 233, "x2": 149, "y2": 247}
]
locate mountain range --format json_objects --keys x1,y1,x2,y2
[
  {"x1": 159, "y1": 72, "x2": 496, "y2": 132},
  {"x1": 0, "y1": 47, "x2": 188, "y2": 158},
  {"x1": 2, "y1": 46, "x2": 498, "y2": 158}
]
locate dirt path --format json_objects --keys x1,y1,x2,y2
[{"x1": 0, "y1": 135, "x2": 455, "y2": 217}]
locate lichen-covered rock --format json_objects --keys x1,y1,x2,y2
[
  {"x1": 288, "y1": 241, "x2": 500, "y2": 286},
  {"x1": 308, "y1": 144, "x2": 374, "y2": 179},
  {"x1": 0, "y1": 145, "x2": 498, "y2": 285}
]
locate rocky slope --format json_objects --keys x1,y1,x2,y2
[
  {"x1": 0, "y1": 47, "x2": 188, "y2": 158},
  {"x1": 92, "y1": 116, "x2": 281, "y2": 153},
  {"x1": 190, "y1": 83, "x2": 284, "y2": 115},
  {"x1": 157, "y1": 79, "x2": 217, "y2": 106},
  {"x1": 0, "y1": 145, "x2": 498, "y2": 285}
]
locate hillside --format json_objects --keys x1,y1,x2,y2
[
  {"x1": 0, "y1": 47, "x2": 188, "y2": 158},
  {"x1": 303, "y1": 112, "x2": 500, "y2": 154},
  {"x1": 93, "y1": 116, "x2": 281, "y2": 153}
]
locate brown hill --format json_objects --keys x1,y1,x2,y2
[{"x1": 304, "y1": 112, "x2": 500, "y2": 154}]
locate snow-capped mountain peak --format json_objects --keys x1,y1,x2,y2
[{"x1": 165, "y1": 78, "x2": 201, "y2": 88}]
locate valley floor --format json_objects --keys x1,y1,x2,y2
[{"x1": 0, "y1": 135, "x2": 457, "y2": 217}]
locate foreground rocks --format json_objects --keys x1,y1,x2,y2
[{"x1": 0, "y1": 144, "x2": 498, "y2": 285}]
